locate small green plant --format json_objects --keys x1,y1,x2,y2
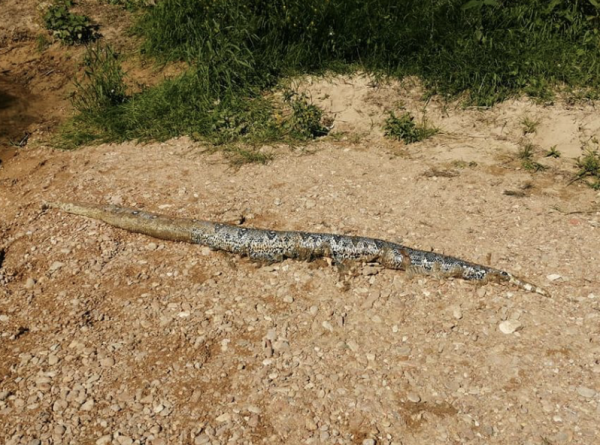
[
  {"x1": 43, "y1": 1, "x2": 100, "y2": 45},
  {"x1": 284, "y1": 91, "x2": 329, "y2": 140},
  {"x1": 383, "y1": 112, "x2": 438, "y2": 144},
  {"x1": 521, "y1": 116, "x2": 540, "y2": 135},
  {"x1": 57, "y1": 44, "x2": 127, "y2": 149},
  {"x1": 518, "y1": 143, "x2": 547, "y2": 172},
  {"x1": 523, "y1": 160, "x2": 548, "y2": 172},
  {"x1": 517, "y1": 143, "x2": 535, "y2": 160},
  {"x1": 572, "y1": 149, "x2": 600, "y2": 189},
  {"x1": 36, "y1": 34, "x2": 50, "y2": 52},
  {"x1": 545, "y1": 145, "x2": 561, "y2": 158}
]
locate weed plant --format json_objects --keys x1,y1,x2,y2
[
  {"x1": 284, "y1": 91, "x2": 329, "y2": 140},
  {"x1": 545, "y1": 146, "x2": 561, "y2": 158},
  {"x1": 573, "y1": 149, "x2": 600, "y2": 189},
  {"x1": 44, "y1": 1, "x2": 99, "y2": 45},
  {"x1": 518, "y1": 142, "x2": 547, "y2": 172},
  {"x1": 383, "y1": 112, "x2": 438, "y2": 144},
  {"x1": 521, "y1": 117, "x2": 540, "y2": 135}
]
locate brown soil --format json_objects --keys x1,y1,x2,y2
[{"x1": 1, "y1": 2, "x2": 600, "y2": 445}]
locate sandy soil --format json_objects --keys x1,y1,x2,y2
[{"x1": 2, "y1": 2, "x2": 600, "y2": 444}]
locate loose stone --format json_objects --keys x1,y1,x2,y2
[
  {"x1": 407, "y1": 392, "x2": 421, "y2": 403},
  {"x1": 499, "y1": 320, "x2": 522, "y2": 334},
  {"x1": 577, "y1": 386, "x2": 596, "y2": 398}
]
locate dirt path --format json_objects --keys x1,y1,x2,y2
[
  {"x1": 2, "y1": 81, "x2": 600, "y2": 445},
  {"x1": 1, "y1": 1, "x2": 595, "y2": 443}
]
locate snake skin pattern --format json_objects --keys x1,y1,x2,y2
[{"x1": 45, "y1": 202, "x2": 548, "y2": 296}]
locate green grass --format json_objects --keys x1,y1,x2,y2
[
  {"x1": 62, "y1": 0, "x2": 600, "y2": 151},
  {"x1": 383, "y1": 112, "x2": 438, "y2": 144},
  {"x1": 59, "y1": 45, "x2": 330, "y2": 152}
]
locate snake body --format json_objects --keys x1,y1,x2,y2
[{"x1": 46, "y1": 202, "x2": 548, "y2": 296}]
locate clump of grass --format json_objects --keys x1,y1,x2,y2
[
  {"x1": 72, "y1": 44, "x2": 128, "y2": 113},
  {"x1": 572, "y1": 149, "x2": 600, "y2": 189},
  {"x1": 383, "y1": 112, "x2": 438, "y2": 144},
  {"x1": 284, "y1": 91, "x2": 329, "y2": 140},
  {"x1": 517, "y1": 143, "x2": 535, "y2": 160},
  {"x1": 521, "y1": 116, "x2": 539, "y2": 135},
  {"x1": 43, "y1": 0, "x2": 99, "y2": 45},
  {"x1": 518, "y1": 143, "x2": 547, "y2": 172},
  {"x1": 545, "y1": 145, "x2": 561, "y2": 158}
]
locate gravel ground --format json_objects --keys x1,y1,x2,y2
[{"x1": 1, "y1": 93, "x2": 600, "y2": 445}]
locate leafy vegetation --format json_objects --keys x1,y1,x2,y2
[
  {"x1": 284, "y1": 91, "x2": 329, "y2": 140},
  {"x1": 572, "y1": 148, "x2": 600, "y2": 189},
  {"x1": 63, "y1": 0, "x2": 600, "y2": 151},
  {"x1": 517, "y1": 142, "x2": 547, "y2": 172},
  {"x1": 545, "y1": 145, "x2": 561, "y2": 158},
  {"x1": 43, "y1": 1, "x2": 99, "y2": 45},
  {"x1": 60, "y1": 45, "x2": 330, "y2": 151},
  {"x1": 383, "y1": 112, "x2": 438, "y2": 144}
]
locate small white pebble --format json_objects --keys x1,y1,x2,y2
[
  {"x1": 407, "y1": 392, "x2": 421, "y2": 403},
  {"x1": 499, "y1": 320, "x2": 522, "y2": 334},
  {"x1": 577, "y1": 386, "x2": 596, "y2": 398},
  {"x1": 216, "y1": 412, "x2": 231, "y2": 422},
  {"x1": 80, "y1": 399, "x2": 94, "y2": 411}
]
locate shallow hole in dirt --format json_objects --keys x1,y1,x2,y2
[{"x1": 0, "y1": 73, "x2": 43, "y2": 163}]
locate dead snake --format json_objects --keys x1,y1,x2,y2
[{"x1": 45, "y1": 202, "x2": 548, "y2": 296}]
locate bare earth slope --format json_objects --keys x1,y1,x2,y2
[{"x1": 1, "y1": 89, "x2": 600, "y2": 445}]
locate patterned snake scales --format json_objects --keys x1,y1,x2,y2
[{"x1": 45, "y1": 202, "x2": 548, "y2": 296}]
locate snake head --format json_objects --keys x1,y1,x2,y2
[{"x1": 485, "y1": 269, "x2": 511, "y2": 283}]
